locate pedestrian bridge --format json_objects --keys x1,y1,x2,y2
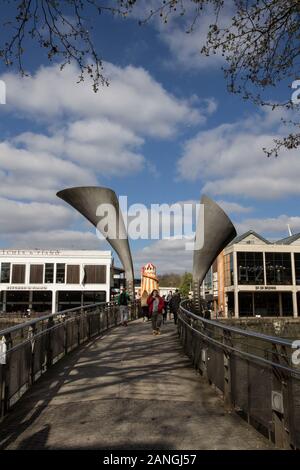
[{"x1": 0, "y1": 302, "x2": 298, "y2": 450}]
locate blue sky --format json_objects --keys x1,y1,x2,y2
[{"x1": 0, "y1": 2, "x2": 299, "y2": 274}]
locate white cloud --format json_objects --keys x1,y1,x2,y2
[
  {"x1": 3, "y1": 62, "x2": 203, "y2": 138},
  {"x1": 134, "y1": 237, "x2": 193, "y2": 275},
  {"x1": 130, "y1": 0, "x2": 233, "y2": 70},
  {"x1": 159, "y1": 17, "x2": 224, "y2": 71},
  {"x1": 125, "y1": 199, "x2": 201, "y2": 240},
  {"x1": 7, "y1": 229, "x2": 105, "y2": 250},
  {"x1": 0, "y1": 198, "x2": 76, "y2": 234},
  {"x1": 0, "y1": 140, "x2": 96, "y2": 201},
  {"x1": 15, "y1": 119, "x2": 145, "y2": 176},
  {"x1": 236, "y1": 215, "x2": 300, "y2": 237},
  {"x1": 217, "y1": 200, "x2": 252, "y2": 214},
  {"x1": 133, "y1": 213, "x2": 300, "y2": 276},
  {"x1": 0, "y1": 61, "x2": 211, "y2": 209},
  {"x1": 177, "y1": 112, "x2": 300, "y2": 199}
]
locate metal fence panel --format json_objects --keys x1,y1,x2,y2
[
  {"x1": 115, "y1": 306, "x2": 121, "y2": 325},
  {"x1": 32, "y1": 334, "x2": 47, "y2": 378},
  {"x1": 248, "y1": 362, "x2": 272, "y2": 430},
  {"x1": 99, "y1": 310, "x2": 107, "y2": 332},
  {"x1": 107, "y1": 307, "x2": 115, "y2": 328},
  {"x1": 0, "y1": 364, "x2": 4, "y2": 414},
  {"x1": 8, "y1": 343, "x2": 31, "y2": 403},
  {"x1": 0, "y1": 300, "x2": 141, "y2": 419},
  {"x1": 66, "y1": 319, "x2": 78, "y2": 352},
  {"x1": 79, "y1": 315, "x2": 88, "y2": 344},
  {"x1": 289, "y1": 376, "x2": 300, "y2": 448},
  {"x1": 50, "y1": 323, "x2": 65, "y2": 362},
  {"x1": 89, "y1": 312, "x2": 100, "y2": 337},
  {"x1": 178, "y1": 300, "x2": 300, "y2": 449},
  {"x1": 207, "y1": 344, "x2": 224, "y2": 392},
  {"x1": 231, "y1": 355, "x2": 249, "y2": 412}
]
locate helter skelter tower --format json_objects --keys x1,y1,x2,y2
[{"x1": 140, "y1": 263, "x2": 159, "y2": 301}]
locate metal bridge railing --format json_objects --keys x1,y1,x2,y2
[
  {"x1": 0, "y1": 300, "x2": 141, "y2": 420},
  {"x1": 178, "y1": 300, "x2": 300, "y2": 450}
]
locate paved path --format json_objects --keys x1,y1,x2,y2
[{"x1": 0, "y1": 319, "x2": 272, "y2": 450}]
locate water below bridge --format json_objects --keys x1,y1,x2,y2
[{"x1": 0, "y1": 319, "x2": 273, "y2": 450}]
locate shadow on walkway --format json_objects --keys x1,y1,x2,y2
[{"x1": 0, "y1": 319, "x2": 273, "y2": 450}]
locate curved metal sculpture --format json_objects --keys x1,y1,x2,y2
[
  {"x1": 193, "y1": 195, "x2": 237, "y2": 312},
  {"x1": 57, "y1": 186, "x2": 135, "y2": 298}
]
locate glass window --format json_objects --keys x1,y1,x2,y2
[
  {"x1": 57, "y1": 291, "x2": 81, "y2": 311},
  {"x1": 83, "y1": 291, "x2": 106, "y2": 304},
  {"x1": 45, "y1": 263, "x2": 54, "y2": 283},
  {"x1": 1, "y1": 262, "x2": 10, "y2": 283},
  {"x1": 237, "y1": 252, "x2": 264, "y2": 285},
  {"x1": 11, "y1": 264, "x2": 26, "y2": 284},
  {"x1": 294, "y1": 253, "x2": 300, "y2": 285},
  {"x1": 56, "y1": 263, "x2": 65, "y2": 283},
  {"x1": 0, "y1": 291, "x2": 4, "y2": 311},
  {"x1": 224, "y1": 254, "x2": 234, "y2": 287},
  {"x1": 226, "y1": 292, "x2": 234, "y2": 317},
  {"x1": 254, "y1": 292, "x2": 279, "y2": 316},
  {"x1": 6, "y1": 291, "x2": 29, "y2": 313},
  {"x1": 238, "y1": 293, "x2": 253, "y2": 316},
  {"x1": 281, "y1": 292, "x2": 293, "y2": 316},
  {"x1": 83, "y1": 265, "x2": 106, "y2": 284},
  {"x1": 66, "y1": 265, "x2": 80, "y2": 284},
  {"x1": 265, "y1": 252, "x2": 292, "y2": 285},
  {"x1": 32, "y1": 291, "x2": 52, "y2": 314},
  {"x1": 30, "y1": 264, "x2": 43, "y2": 284},
  {"x1": 204, "y1": 268, "x2": 213, "y2": 290}
]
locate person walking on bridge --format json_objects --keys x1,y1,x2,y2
[
  {"x1": 118, "y1": 287, "x2": 130, "y2": 327},
  {"x1": 169, "y1": 289, "x2": 181, "y2": 325},
  {"x1": 147, "y1": 289, "x2": 164, "y2": 335}
]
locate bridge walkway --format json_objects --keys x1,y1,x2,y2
[{"x1": 0, "y1": 319, "x2": 272, "y2": 450}]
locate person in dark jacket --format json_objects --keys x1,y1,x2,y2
[
  {"x1": 118, "y1": 287, "x2": 130, "y2": 326},
  {"x1": 162, "y1": 295, "x2": 168, "y2": 324},
  {"x1": 169, "y1": 289, "x2": 181, "y2": 325},
  {"x1": 166, "y1": 291, "x2": 173, "y2": 320},
  {"x1": 147, "y1": 289, "x2": 164, "y2": 335}
]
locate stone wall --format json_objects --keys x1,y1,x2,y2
[{"x1": 221, "y1": 317, "x2": 300, "y2": 339}]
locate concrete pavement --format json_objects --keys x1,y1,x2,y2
[{"x1": 0, "y1": 319, "x2": 273, "y2": 450}]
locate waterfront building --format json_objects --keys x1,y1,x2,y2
[
  {"x1": 0, "y1": 249, "x2": 117, "y2": 314},
  {"x1": 203, "y1": 231, "x2": 300, "y2": 318}
]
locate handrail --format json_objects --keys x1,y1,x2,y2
[
  {"x1": 179, "y1": 305, "x2": 300, "y2": 376},
  {"x1": 0, "y1": 301, "x2": 117, "y2": 336},
  {"x1": 180, "y1": 300, "x2": 294, "y2": 348},
  {"x1": 178, "y1": 300, "x2": 300, "y2": 449},
  {"x1": 0, "y1": 299, "x2": 141, "y2": 420}
]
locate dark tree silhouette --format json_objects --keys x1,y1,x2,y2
[{"x1": 0, "y1": 0, "x2": 136, "y2": 91}]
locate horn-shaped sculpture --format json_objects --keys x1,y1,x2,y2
[
  {"x1": 57, "y1": 186, "x2": 135, "y2": 298},
  {"x1": 193, "y1": 195, "x2": 237, "y2": 313}
]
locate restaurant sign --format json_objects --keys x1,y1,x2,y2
[
  {"x1": 0, "y1": 250, "x2": 61, "y2": 256},
  {"x1": 255, "y1": 286, "x2": 277, "y2": 291}
]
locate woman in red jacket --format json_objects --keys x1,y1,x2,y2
[{"x1": 147, "y1": 289, "x2": 164, "y2": 335}]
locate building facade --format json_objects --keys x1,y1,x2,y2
[
  {"x1": 0, "y1": 249, "x2": 114, "y2": 314},
  {"x1": 207, "y1": 231, "x2": 300, "y2": 318}
]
